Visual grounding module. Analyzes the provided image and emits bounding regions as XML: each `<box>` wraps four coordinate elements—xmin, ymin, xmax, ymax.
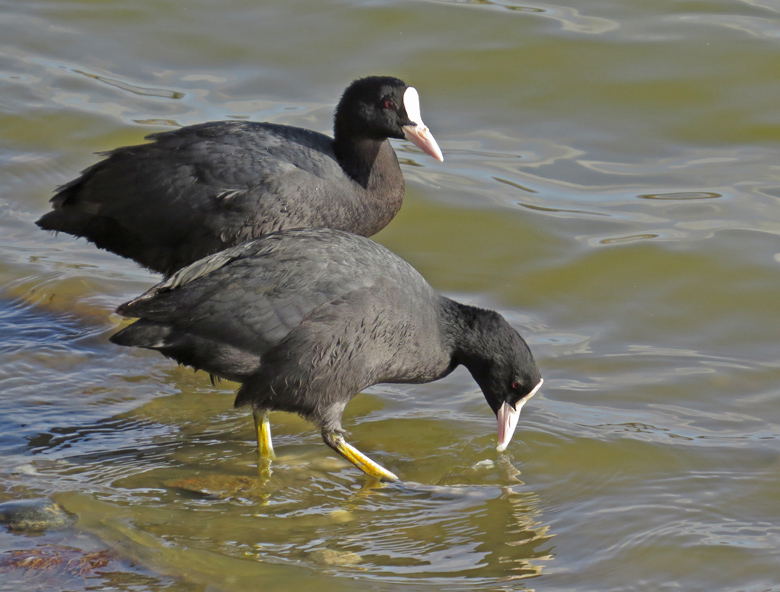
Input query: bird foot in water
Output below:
<box><xmin>322</xmin><ymin>430</ymin><xmax>399</xmax><ymax>482</ymax></box>
<box><xmin>253</xmin><ymin>408</ymin><xmax>276</xmax><ymax>461</ymax></box>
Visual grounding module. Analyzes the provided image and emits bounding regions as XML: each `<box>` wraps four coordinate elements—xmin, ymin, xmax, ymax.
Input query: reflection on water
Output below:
<box><xmin>73</xmin><ymin>69</ymin><xmax>186</xmax><ymax>100</ymax></box>
<box><xmin>429</xmin><ymin>0</ymin><xmax>620</xmax><ymax>34</ymax></box>
<box><xmin>637</xmin><ymin>191</ymin><xmax>722</xmax><ymax>201</ymax></box>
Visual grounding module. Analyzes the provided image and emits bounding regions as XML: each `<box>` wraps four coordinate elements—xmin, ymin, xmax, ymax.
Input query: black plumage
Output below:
<box><xmin>37</xmin><ymin>76</ymin><xmax>442</xmax><ymax>277</ymax></box>
<box><xmin>110</xmin><ymin>229</ymin><xmax>542</xmax><ymax>481</ymax></box>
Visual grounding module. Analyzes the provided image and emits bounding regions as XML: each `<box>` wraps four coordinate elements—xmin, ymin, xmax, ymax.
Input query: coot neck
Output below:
<box><xmin>332</xmin><ymin>133</ymin><xmax>396</xmax><ymax>189</ymax></box>
<box><xmin>439</xmin><ymin>297</ymin><xmax>504</xmax><ymax>373</ymax></box>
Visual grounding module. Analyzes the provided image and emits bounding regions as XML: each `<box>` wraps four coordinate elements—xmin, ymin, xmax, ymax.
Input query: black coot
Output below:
<box><xmin>110</xmin><ymin>229</ymin><xmax>542</xmax><ymax>481</ymax></box>
<box><xmin>37</xmin><ymin>76</ymin><xmax>443</xmax><ymax>277</ymax></box>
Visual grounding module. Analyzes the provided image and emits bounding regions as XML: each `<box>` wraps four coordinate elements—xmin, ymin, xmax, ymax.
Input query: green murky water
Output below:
<box><xmin>2</xmin><ymin>0</ymin><xmax>779</xmax><ymax>590</ymax></box>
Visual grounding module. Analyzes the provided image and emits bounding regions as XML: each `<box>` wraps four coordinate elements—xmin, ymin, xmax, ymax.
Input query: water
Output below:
<box><xmin>2</xmin><ymin>0</ymin><xmax>780</xmax><ymax>589</ymax></box>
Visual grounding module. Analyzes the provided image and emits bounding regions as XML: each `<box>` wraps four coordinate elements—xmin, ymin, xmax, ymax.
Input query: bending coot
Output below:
<box><xmin>110</xmin><ymin>229</ymin><xmax>542</xmax><ymax>482</ymax></box>
<box><xmin>37</xmin><ymin>76</ymin><xmax>443</xmax><ymax>277</ymax></box>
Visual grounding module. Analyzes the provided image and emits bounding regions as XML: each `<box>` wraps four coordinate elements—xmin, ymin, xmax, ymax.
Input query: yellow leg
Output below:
<box><xmin>253</xmin><ymin>408</ymin><xmax>276</xmax><ymax>461</ymax></box>
<box><xmin>322</xmin><ymin>430</ymin><xmax>399</xmax><ymax>482</ymax></box>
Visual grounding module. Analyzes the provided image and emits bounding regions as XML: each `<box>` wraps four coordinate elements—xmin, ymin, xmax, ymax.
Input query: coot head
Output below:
<box><xmin>334</xmin><ymin>76</ymin><xmax>443</xmax><ymax>161</ymax></box>
<box><xmin>458</xmin><ymin>310</ymin><xmax>543</xmax><ymax>452</ymax></box>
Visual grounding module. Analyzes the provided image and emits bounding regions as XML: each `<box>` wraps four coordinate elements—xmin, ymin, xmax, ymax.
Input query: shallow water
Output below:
<box><xmin>2</xmin><ymin>0</ymin><xmax>780</xmax><ymax>589</ymax></box>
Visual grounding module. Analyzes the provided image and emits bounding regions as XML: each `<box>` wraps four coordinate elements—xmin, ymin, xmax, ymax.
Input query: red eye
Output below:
<box><xmin>384</xmin><ymin>99</ymin><xmax>397</xmax><ymax>110</ymax></box>
<box><xmin>511</xmin><ymin>381</ymin><xmax>521</xmax><ymax>390</ymax></box>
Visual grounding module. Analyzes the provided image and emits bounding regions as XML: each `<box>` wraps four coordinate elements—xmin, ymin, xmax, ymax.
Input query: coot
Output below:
<box><xmin>110</xmin><ymin>229</ymin><xmax>542</xmax><ymax>481</ymax></box>
<box><xmin>37</xmin><ymin>76</ymin><xmax>443</xmax><ymax>277</ymax></box>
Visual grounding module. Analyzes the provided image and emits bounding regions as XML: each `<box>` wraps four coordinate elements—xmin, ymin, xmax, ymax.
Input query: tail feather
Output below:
<box><xmin>36</xmin><ymin>208</ymin><xmax>102</xmax><ymax>238</ymax></box>
<box><xmin>110</xmin><ymin>320</ymin><xmax>261</xmax><ymax>382</ymax></box>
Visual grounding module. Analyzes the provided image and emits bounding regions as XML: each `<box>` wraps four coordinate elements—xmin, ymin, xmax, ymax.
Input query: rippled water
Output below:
<box><xmin>2</xmin><ymin>0</ymin><xmax>780</xmax><ymax>590</ymax></box>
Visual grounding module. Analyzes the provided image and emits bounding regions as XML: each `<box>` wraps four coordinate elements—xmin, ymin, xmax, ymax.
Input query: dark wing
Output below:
<box><xmin>113</xmin><ymin>230</ymin><xmax>408</xmax><ymax>360</ymax></box>
<box><xmin>40</xmin><ymin>122</ymin><xmax>350</xmax><ymax>275</ymax></box>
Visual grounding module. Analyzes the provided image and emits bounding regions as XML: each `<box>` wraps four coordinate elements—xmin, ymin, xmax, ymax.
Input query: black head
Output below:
<box><xmin>467</xmin><ymin>315</ymin><xmax>541</xmax><ymax>410</ymax></box>
<box><xmin>459</xmin><ymin>310</ymin><xmax>542</xmax><ymax>451</ymax></box>
<box><xmin>334</xmin><ymin>76</ymin><xmax>412</xmax><ymax>140</ymax></box>
<box><xmin>333</xmin><ymin>76</ymin><xmax>443</xmax><ymax>161</ymax></box>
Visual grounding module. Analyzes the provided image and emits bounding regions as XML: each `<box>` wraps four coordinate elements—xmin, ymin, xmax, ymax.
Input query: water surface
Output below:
<box><xmin>1</xmin><ymin>0</ymin><xmax>779</xmax><ymax>590</ymax></box>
